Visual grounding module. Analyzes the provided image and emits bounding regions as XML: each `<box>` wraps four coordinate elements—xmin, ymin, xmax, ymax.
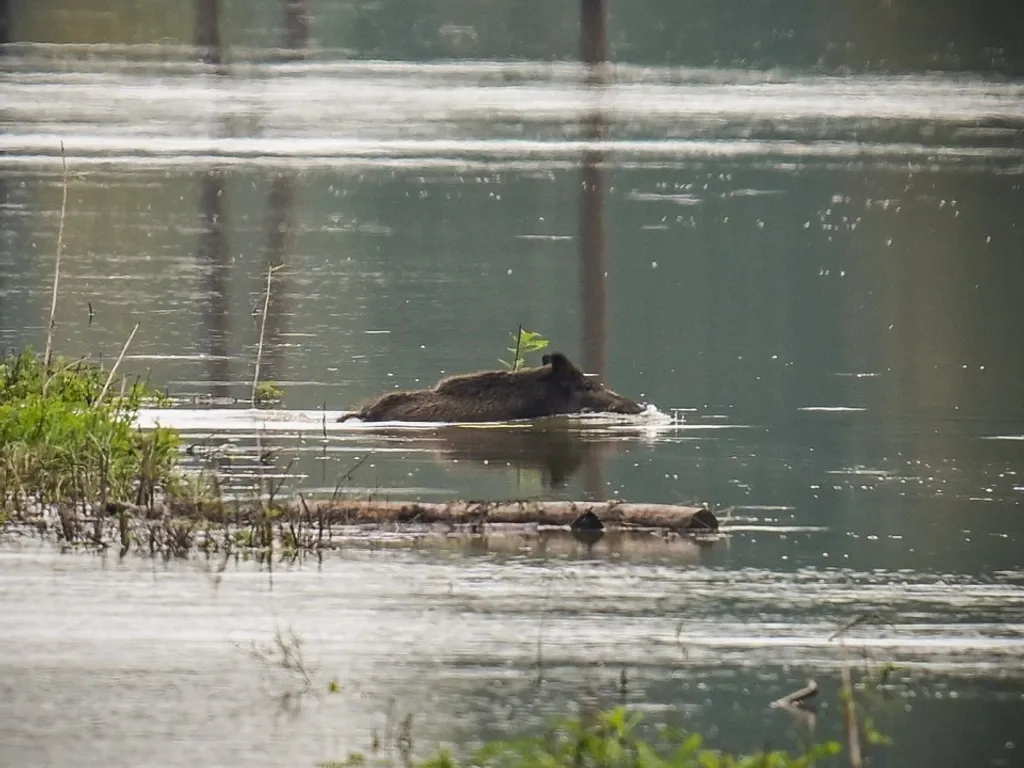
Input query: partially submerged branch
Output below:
<box><xmin>7</xmin><ymin>497</ymin><xmax>719</xmax><ymax>558</ymax></box>
<box><xmin>125</xmin><ymin>498</ymin><xmax>720</xmax><ymax>532</ymax></box>
<box><xmin>772</xmin><ymin>679</ymin><xmax>819</xmax><ymax>709</ymax></box>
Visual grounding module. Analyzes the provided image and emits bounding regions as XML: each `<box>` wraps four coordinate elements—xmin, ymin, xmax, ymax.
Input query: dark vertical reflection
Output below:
<box><xmin>259</xmin><ymin>174</ymin><xmax>295</xmax><ymax>383</ymax></box>
<box><xmin>0</xmin><ymin>0</ymin><xmax>8</xmax><ymax>339</ymax></box>
<box><xmin>194</xmin><ymin>0</ymin><xmax>222</xmax><ymax>65</ymax></box>
<box><xmin>194</xmin><ymin>0</ymin><xmax>229</xmax><ymax>399</ymax></box>
<box><xmin>578</xmin><ymin>0</ymin><xmax>608</xmax><ymax>498</ymax></box>
<box><xmin>257</xmin><ymin>0</ymin><xmax>311</xmax><ymax>385</ymax></box>
<box><xmin>282</xmin><ymin>0</ymin><xmax>312</xmax><ymax>53</ymax></box>
<box><xmin>0</xmin><ymin>177</ymin><xmax>8</xmax><ymax>335</ymax></box>
<box><xmin>578</xmin><ymin>0</ymin><xmax>609</xmax><ymax>376</ymax></box>
<box><xmin>0</xmin><ymin>0</ymin><xmax>10</xmax><ymax>46</ymax></box>
<box><xmin>197</xmin><ymin>171</ymin><xmax>231</xmax><ymax>401</ymax></box>
<box><xmin>578</xmin><ymin>139</ymin><xmax>607</xmax><ymax>378</ymax></box>
<box><xmin>580</xmin><ymin>0</ymin><xmax>607</xmax><ymax>71</ymax></box>
<box><xmin>0</xmin><ymin>2</ymin><xmax>10</xmax><ymax>334</ymax></box>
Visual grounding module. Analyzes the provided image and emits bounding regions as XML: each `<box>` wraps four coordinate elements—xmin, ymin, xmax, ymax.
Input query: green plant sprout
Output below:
<box><xmin>499</xmin><ymin>326</ymin><xmax>550</xmax><ymax>372</ymax></box>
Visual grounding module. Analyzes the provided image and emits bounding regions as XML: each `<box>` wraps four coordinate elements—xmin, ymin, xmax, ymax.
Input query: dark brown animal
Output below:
<box><xmin>340</xmin><ymin>352</ymin><xmax>643</xmax><ymax>423</ymax></box>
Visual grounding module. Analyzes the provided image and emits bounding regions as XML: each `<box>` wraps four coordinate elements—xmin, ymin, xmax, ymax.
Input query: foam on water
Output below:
<box><xmin>135</xmin><ymin>403</ymin><xmax>689</xmax><ymax>434</ymax></box>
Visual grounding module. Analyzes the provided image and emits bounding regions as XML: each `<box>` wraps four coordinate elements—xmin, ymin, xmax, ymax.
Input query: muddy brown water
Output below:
<box><xmin>2</xmin><ymin>3</ymin><xmax>1024</xmax><ymax>766</ymax></box>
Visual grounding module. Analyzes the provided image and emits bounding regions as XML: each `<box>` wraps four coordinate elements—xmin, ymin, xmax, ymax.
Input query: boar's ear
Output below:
<box><xmin>544</xmin><ymin>353</ymin><xmax>576</xmax><ymax>378</ymax></box>
<box><xmin>545</xmin><ymin>353</ymin><xmax>584</xmax><ymax>396</ymax></box>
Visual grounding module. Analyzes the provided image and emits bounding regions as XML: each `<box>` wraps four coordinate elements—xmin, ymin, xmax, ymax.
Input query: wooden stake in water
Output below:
<box><xmin>44</xmin><ymin>141</ymin><xmax>69</xmax><ymax>368</ymax></box>
<box><xmin>252</xmin><ymin>264</ymin><xmax>284</xmax><ymax>405</ymax></box>
<box><xmin>97</xmin><ymin>322</ymin><xmax>140</xmax><ymax>406</ymax></box>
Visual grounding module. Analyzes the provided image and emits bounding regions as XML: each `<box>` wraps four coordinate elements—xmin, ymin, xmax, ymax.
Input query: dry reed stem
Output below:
<box><xmin>252</xmin><ymin>264</ymin><xmax>283</xmax><ymax>404</ymax></box>
<box><xmin>841</xmin><ymin>663</ymin><xmax>864</xmax><ymax>768</ymax></box>
<box><xmin>97</xmin><ymin>322</ymin><xmax>140</xmax><ymax>405</ymax></box>
<box><xmin>832</xmin><ymin>617</ymin><xmax>866</xmax><ymax>768</ymax></box>
<box><xmin>44</xmin><ymin>141</ymin><xmax>69</xmax><ymax>369</ymax></box>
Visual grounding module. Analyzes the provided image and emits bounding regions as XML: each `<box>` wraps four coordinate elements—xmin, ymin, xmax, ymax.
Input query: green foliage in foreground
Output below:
<box><xmin>499</xmin><ymin>327</ymin><xmax>550</xmax><ymax>372</ymax></box>
<box><xmin>326</xmin><ymin>707</ymin><xmax>842</xmax><ymax>768</ymax></box>
<box><xmin>0</xmin><ymin>350</ymin><xmax>180</xmax><ymax>510</ymax></box>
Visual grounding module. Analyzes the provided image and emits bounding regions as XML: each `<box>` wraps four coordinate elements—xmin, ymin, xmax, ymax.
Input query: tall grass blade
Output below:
<box><xmin>252</xmin><ymin>264</ymin><xmax>283</xmax><ymax>405</ymax></box>
<box><xmin>97</xmin><ymin>322</ymin><xmax>140</xmax><ymax>406</ymax></box>
<box><xmin>44</xmin><ymin>141</ymin><xmax>69</xmax><ymax>370</ymax></box>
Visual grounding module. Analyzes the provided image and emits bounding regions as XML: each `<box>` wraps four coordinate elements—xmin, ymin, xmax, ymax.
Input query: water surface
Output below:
<box><xmin>1</xmin><ymin>2</ymin><xmax>1023</xmax><ymax>766</ymax></box>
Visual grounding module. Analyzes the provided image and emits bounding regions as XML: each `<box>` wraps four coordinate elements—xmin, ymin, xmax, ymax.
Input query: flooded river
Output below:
<box><xmin>2</xmin><ymin>1</ymin><xmax>1023</xmax><ymax>766</ymax></box>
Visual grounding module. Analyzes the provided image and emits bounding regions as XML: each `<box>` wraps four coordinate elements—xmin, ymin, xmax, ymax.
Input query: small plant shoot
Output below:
<box><xmin>499</xmin><ymin>326</ymin><xmax>550</xmax><ymax>372</ymax></box>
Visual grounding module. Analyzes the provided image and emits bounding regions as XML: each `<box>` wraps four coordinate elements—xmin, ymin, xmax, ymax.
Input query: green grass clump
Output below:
<box><xmin>254</xmin><ymin>380</ymin><xmax>284</xmax><ymax>406</ymax></box>
<box><xmin>0</xmin><ymin>350</ymin><xmax>180</xmax><ymax>512</ymax></box>
<box><xmin>463</xmin><ymin>707</ymin><xmax>839</xmax><ymax>768</ymax></box>
<box><xmin>329</xmin><ymin>707</ymin><xmax>843</xmax><ymax>768</ymax></box>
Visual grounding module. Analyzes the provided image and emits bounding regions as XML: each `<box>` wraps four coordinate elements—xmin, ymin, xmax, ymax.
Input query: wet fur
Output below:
<box><xmin>341</xmin><ymin>352</ymin><xmax>642</xmax><ymax>423</ymax></box>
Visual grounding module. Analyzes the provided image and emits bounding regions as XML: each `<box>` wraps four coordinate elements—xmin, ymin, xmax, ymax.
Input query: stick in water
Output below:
<box><xmin>97</xmin><ymin>323</ymin><xmax>140</xmax><ymax>405</ymax></box>
<box><xmin>44</xmin><ymin>141</ymin><xmax>70</xmax><ymax>368</ymax></box>
<box><xmin>252</xmin><ymin>264</ymin><xmax>284</xmax><ymax>405</ymax></box>
<box><xmin>771</xmin><ymin>679</ymin><xmax>819</xmax><ymax>708</ymax></box>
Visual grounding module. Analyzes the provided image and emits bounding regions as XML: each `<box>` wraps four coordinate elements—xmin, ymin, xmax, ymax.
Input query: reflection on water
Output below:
<box><xmin>2</xmin><ymin>2</ymin><xmax>1024</xmax><ymax>766</ymax></box>
<box><xmin>397</xmin><ymin>424</ymin><xmax>621</xmax><ymax>489</ymax></box>
<box><xmin>0</xmin><ymin>547</ymin><xmax>1022</xmax><ymax>768</ymax></box>
<box><xmin>136</xmin><ymin>407</ymin><xmax>726</xmax><ymax>499</ymax></box>
<box><xmin>2</xmin><ymin>64</ymin><xmax>1023</xmax><ymax>165</ymax></box>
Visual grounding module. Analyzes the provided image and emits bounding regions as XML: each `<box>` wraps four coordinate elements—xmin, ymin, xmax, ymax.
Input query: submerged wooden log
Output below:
<box><xmin>121</xmin><ymin>498</ymin><xmax>719</xmax><ymax>533</ymax></box>
<box><xmin>309</xmin><ymin>500</ymin><xmax>718</xmax><ymax>532</ymax></box>
<box><xmin>771</xmin><ymin>679</ymin><xmax>820</xmax><ymax>709</ymax></box>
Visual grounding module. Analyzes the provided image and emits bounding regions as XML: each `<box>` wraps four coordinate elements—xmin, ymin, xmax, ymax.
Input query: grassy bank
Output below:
<box><xmin>0</xmin><ymin>348</ymin><xmax>357</xmax><ymax>556</ymax></box>
<box><xmin>0</xmin><ymin>349</ymin><xmax>304</xmax><ymax>555</ymax></box>
<box><xmin>0</xmin><ymin>350</ymin><xmax>180</xmax><ymax>531</ymax></box>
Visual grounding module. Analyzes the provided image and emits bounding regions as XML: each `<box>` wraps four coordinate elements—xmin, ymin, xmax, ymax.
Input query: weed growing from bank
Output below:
<box><xmin>315</xmin><ymin>650</ymin><xmax>898</xmax><ymax>768</ymax></box>
<box><xmin>254</xmin><ymin>380</ymin><xmax>284</xmax><ymax>406</ymax></box>
<box><xmin>321</xmin><ymin>705</ymin><xmax>844</xmax><ymax>768</ymax></box>
<box><xmin>470</xmin><ymin>706</ymin><xmax>841</xmax><ymax>768</ymax></box>
<box><xmin>0</xmin><ymin>350</ymin><xmax>179</xmax><ymax>516</ymax></box>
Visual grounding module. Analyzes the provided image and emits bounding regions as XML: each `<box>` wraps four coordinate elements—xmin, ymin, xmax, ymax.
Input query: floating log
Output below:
<box><xmin>119</xmin><ymin>498</ymin><xmax>719</xmax><ymax>533</ymax></box>
<box><xmin>280</xmin><ymin>499</ymin><xmax>716</xmax><ymax>532</ymax></box>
